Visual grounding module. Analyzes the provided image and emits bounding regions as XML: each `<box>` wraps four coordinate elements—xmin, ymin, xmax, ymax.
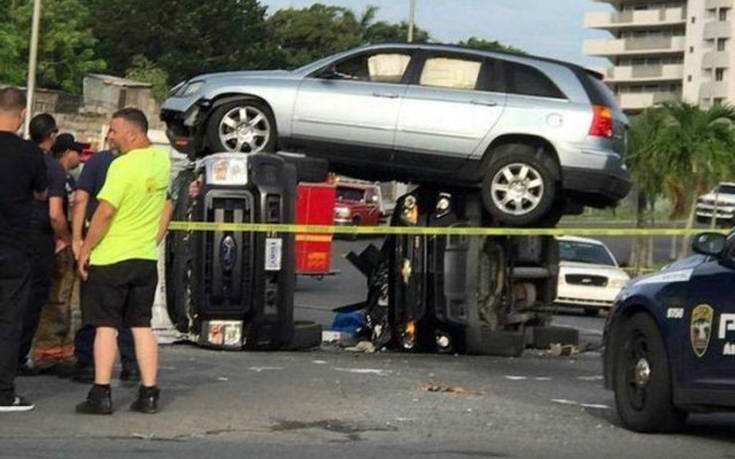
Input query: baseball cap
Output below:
<box><xmin>51</xmin><ymin>133</ymin><xmax>85</xmax><ymax>156</ymax></box>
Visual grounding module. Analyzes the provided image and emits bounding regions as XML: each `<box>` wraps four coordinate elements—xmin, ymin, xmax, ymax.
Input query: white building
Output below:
<box><xmin>584</xmin><ymin>0</ymin><xmax>734</xmax><ymax>113</ymax></box>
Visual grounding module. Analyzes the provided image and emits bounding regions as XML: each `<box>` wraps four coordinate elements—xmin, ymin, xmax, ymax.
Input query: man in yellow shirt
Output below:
<box><xmin>76</xmin><ymin>108</ymin><xmax>171</xmax><ymax>415</ymax></box>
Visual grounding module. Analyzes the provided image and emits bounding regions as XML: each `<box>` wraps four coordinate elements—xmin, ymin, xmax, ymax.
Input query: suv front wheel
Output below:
<box><xmin>481</xmin><ymin>144</ymin><xmax>557</xmax><ymax>227</ymax></box>
<box><xmin>205</xmin><ymin>98</ymin><xmax>277</xmax><ymax>154</ymax></box>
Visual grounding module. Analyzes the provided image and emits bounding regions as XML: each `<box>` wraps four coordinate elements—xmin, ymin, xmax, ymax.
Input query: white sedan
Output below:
<box><xmin>555</xmin><ymin>236</ymin><xmax>630</xmax><ymax>315</ymax></box>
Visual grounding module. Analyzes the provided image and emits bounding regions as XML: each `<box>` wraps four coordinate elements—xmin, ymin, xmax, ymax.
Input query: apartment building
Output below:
<box><xmin>584</xmin><ymin>0</ymin><xmax>735</xmax><ymax>113</ymax></box>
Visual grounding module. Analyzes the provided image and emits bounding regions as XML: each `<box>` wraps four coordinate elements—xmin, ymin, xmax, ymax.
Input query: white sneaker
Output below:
<box><xmin>0</xmin><ymin>396</ymin><xmax>35</xmax><ymax>412</ymax></box>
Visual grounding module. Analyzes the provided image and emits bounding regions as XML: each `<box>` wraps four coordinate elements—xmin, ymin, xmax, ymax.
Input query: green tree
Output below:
<box><xmin>363</xmin><ymin>20</ymin><xmax>430</xmax><ymax>43</ymax></box>
<box><xmin>125</xmin><ymin>55</ymin><xmax>170</xmax><ymax>103</ymax></box>
<box><xmin>266</xmin><ymin>4</ymin><xmax>364</xmax><ymax>68</ymax></box>
<box><xmin>625</xmin><ymin>107</ymin><xmax>668</xmax><ymax>270</ymax></box>
<box><xmin>0</xmin><ymin>0</ymin><xmax>106</xmax><ymax>93</ymax></box>
<box><xmin>655</xmin><ymin>102</ymin><xmax>735</xmax><ymax>256</ymax></box>
<box><xmin>84</xmin><ymin>0</ymin><xmax>269</xmax><ymax>84</ymax></box>
<box><xmin>457</xmin><ymin>37</ymin><xmax>525</xmax><ymax>54</ymax></box>
<box><xmin>358</xmin><ymin>6</ymin><xmax>430</xmax><ymax>44</ymax></box>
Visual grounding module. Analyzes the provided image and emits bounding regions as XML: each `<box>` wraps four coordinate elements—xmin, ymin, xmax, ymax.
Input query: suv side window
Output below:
<box><xmin>505</xmin><ymin>61</ymin><xmax>566</xmax><ymax>99</ymax></box>
<box><xmin>333</xmin><ymin>53</ymin><xmax>412</xmax><ymax>83</ymax></box>
<box><xmin>419</xmin><ymin>57</ymin><xmax>482</xmax><ymax>90</ymax></box>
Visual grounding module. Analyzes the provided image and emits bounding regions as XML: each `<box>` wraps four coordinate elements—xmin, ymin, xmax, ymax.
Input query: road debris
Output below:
<box><xmin>419</xmin><ymin>383</ymin><xmax>483</xmax><ymax>396</ymax></box>
<box><xmin>548</xmin><ymin>343</ymin><xmax>580</xmax><ymax>357</ymax></box>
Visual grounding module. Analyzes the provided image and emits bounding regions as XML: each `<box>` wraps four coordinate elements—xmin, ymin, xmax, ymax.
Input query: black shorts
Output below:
<box><xmin>83</xmin><ymin>259</ymin><xmax>158</xmax><ymax>328</ymax></box>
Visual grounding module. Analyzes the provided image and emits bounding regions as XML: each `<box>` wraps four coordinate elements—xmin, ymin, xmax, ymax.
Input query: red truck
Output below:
<box><xmin>333</xmin><ymin>182</ymin><xmax>384</xmax><ymax>227</ymax></box>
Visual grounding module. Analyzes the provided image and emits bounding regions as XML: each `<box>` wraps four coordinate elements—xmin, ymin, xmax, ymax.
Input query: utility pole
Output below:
<box><xmin>23</xmin><ymin>0</ymin><xmax>42</xmax><ymax>139</ymax></box>
<box><xmin>408</xmin><ymin>0</ymin><xmax>417</xmax><ymax>43</ymax></box>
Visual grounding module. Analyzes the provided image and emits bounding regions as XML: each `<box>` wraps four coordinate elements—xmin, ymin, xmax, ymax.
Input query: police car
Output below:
<box><xmin>603</xmin><ymin>231</ymin><xmax>735</xmax><ymax>432</ymax></box>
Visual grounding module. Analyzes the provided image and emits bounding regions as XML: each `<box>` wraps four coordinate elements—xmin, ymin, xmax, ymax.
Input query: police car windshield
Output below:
<box><xmin>559</xmin><ymin>241</ymin><xmax>616</xmax><ymax>266</ymax></box>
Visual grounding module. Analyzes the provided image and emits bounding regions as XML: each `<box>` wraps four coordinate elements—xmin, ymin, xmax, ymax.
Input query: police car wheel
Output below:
<box><xmin>613</xmin><ymin>313</ymin><xmax>687</xmax><ymax>433</ymax></box>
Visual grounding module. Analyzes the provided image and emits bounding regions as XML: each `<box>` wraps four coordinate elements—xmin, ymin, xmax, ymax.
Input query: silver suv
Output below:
<box><xmin>161</xmin><ymin>43</ymin><xmax>631</xmax><ymax>226</ymax></box>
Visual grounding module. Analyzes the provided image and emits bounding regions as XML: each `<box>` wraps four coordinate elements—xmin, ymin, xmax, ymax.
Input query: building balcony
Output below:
<box><xmin>703</xmin><ymin>51</ymin><xmax>731</xmax><ymax>68</ymax></box>
<box><xmin>584</xmin><ymin>36</ymin><xmax>686</xmax><ymax>58</ymax></box>
<box><xmin>585</xmin><ymin>8</ymin><xmax>686</xmax><ymax>30</ymax></box>
<box><xmin>618</xmin><ymin>91</ymin><xmax>681</xmax><ymax>111</ymax></box>
<box><xmin>605</xmin><ymin>64</ymin><xmax>684</xmax><ymax>82</ymax></box>
<box><xmin>701</xmin><ymin>81</ymin><xmax>730</xmax><ymax>98</ymax></box>
<box><xmin>706</xmin><ymin>0</ymin><xmax>734</xmax><ymax>9</ymax></box>
<box><xmin>704</xmin><ymin>21</ymin><xmax>732</xmax><ymax>40</ymax></box>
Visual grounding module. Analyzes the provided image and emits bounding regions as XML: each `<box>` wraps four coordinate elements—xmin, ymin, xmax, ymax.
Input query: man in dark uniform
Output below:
<box><xmin>31</xmin><ymin>134</ymin><xmax>84</xmax><ymax>371</ymax></box>
<box><xmin>69</xmin><ymin>144</ymin><xmax>139</xmax><ymax>382</ymax></box>
<box><xmin>17</xmin><ymin>114</ymin><xmax>71</xmax><ymax>375</ymax></box>
<box><xmin>0</xmin><ymin>88</ymin><xmax>47</xmax><ymax>411</ymax></box>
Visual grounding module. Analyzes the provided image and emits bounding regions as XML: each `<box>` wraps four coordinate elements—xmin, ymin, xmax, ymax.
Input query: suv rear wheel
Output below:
<box><xmin>205</xmin><ymin>98</ymin><xmax>276</xmax><ymax>153</ymax></box>
<box><xmin>481</xmin><ymin>144</ymin><xmax>557</xmax><ymax>227</ymax></box>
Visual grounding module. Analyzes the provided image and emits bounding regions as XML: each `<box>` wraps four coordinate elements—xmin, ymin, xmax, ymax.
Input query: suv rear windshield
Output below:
<box><xmin>505</xmin><ymin>61</ymin><xmax>566</xmax><ymax>99</ymax></box>
<box><xmin>337</xmin><ymin>187</ymin><xmax>366</xmax><ymax>201</ymax></box>
<box><xmin>578</xmin><ymin>71</ymin><xmax>618</xmax><ymax>108</ymax></box>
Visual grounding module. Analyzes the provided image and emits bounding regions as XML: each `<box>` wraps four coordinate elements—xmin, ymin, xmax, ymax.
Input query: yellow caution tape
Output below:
<box><xmin>168</xmin><ymin>221</ymin><xmax>729</xmax><ymax>237</ymax></box>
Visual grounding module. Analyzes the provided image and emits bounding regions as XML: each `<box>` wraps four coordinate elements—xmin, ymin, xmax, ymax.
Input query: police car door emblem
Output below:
<box><xmin>691</xmin><ymin>304</ymin><xmax>714</xmax><ymax>358</ymax></box>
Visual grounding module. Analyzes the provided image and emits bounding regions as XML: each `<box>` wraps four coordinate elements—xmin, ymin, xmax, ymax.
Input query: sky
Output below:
<box><xmin>260</xmin><ymin>0</ymin><xmax>615</xmax><ymax>69</ymax></box>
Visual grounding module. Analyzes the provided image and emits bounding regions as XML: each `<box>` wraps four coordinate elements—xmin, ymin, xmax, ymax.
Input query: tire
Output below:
<box><xmin>205</xmin><ymin>98</ymin><xmax>277</xmax><ymax>154</ymax></box>
<box><xmin>165</xmin><ymin>169</ymin><xmax>196</xmax><ymax>333</ymax></box>
<box><xmin>278</xmin><ymin>154</ymin><xmax>329</xmax><ymax>183</ymax></box>
<box><xmin>349</xmin><ymin>216</ymin><xmax>361</xmax><ymax>241</ymax></box>
<box><xmin>285</xmin><ymin>321</ymin><xmax>323</xmax><ymax>350</ymax></box>
<box><xmin>613</xmin><ymin>313</ymin><xmax>687</xmax><ymax>433</ymax></box>
<box><xmin>481</xmin><ymin>144</ymin><xmax>557</xmax><ymax>227</ymax></box>
<box><xmin>537</xmin><ymin>199</ymin><xmax>565</xmax><ymax>228</ymax></box>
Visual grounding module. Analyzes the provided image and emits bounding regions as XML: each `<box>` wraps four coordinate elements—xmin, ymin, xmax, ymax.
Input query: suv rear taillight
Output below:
<box><xmin>589</xmin><ymin>105</ymin><xmax>613</xmax><ymax>138</ymax></box>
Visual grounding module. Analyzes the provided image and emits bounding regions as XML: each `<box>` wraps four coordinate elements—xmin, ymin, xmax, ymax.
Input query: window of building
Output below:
<box><xmin>690</xmin><ymin>46</ymin><xmax>694</xmax><ymax>53</ymax></box>
<box><xmin>714</xmin><ymin>97</ymin><xmax>724</xmax><ymax>105</ymax></box>
<box><xmin>719</xmin><ymin>8</ymin><xmax>729</xmax><ymax>21</ymax></box>
<box><xmin>691</xmin><ymin>16</ymin><xmax>696</xmax><ymax>24</ymax></box>
<box><xmin>687</xmin><ymin>75</ymin><xmax>692</xmax><ymax>82</ymax></box>
<box><xmin>718</xmin><ymin>38</ymin><xmax>728</xmax><ymax>51</ymax></box>
<box><xmin>716</xmin><ymin>68</ymin><xmax>727</xmax><ymax>81</ymax></box>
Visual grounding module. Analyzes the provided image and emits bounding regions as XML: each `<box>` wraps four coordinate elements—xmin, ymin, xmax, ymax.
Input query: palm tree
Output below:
<box><xmin>625</xmin><ymin>107</ymin><xmax>668</xmax><ymax>272</ymax></box>
<box><xmin>359</xmin><ymin>5</ymin><xmax>379</xmax><ymax>32</ymax></box>
<box><xmin>655</xmin><ymin>102</ymin><xmax>735</xmax><ymax>257</ymax></box>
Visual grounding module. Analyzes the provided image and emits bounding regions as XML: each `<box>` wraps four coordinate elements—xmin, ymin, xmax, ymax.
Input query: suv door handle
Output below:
<box><xmin>373</xmin><ymin>92</ymin><xmax>400</xmax><ymax>99</ymax></box>
<box><xmin>471</xmin><ymin>100</ymin><xmax>499</xmax><ymax>107</ymax></box>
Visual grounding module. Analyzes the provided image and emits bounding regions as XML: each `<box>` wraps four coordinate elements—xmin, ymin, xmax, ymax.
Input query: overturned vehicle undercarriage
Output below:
<box><xmin>341</xmin><ymin>187</ymin><xmax>578</xmax><ymax>356</ymax></box>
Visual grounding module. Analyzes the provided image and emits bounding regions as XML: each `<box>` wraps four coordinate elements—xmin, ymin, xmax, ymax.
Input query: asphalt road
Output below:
<box><xmin>3</xmin><ymin>236</ymin><xmax>734</xmax><ymax>458</ymax></box>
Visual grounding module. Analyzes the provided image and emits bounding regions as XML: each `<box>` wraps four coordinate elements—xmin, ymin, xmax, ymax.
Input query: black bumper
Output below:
<box><xmin>562</xmin><ymin>167</ymin><xmax>632</xmax><ymax>208</ymax></box>
<box><xmin>160</xmin><ymin>108</ymin><xmax>202</xmax><ymax>157</ymax></box>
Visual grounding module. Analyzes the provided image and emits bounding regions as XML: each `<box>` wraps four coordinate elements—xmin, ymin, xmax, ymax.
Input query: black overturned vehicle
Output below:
<box><xmin>165</xmin><ymin>152</ymin><xmax>324</xmax><ymax>350</ymax></box>
<box><xmin>604</xmin><ymin>230</ymin><xmax>735</xmax><ymax>432</ymax></box>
